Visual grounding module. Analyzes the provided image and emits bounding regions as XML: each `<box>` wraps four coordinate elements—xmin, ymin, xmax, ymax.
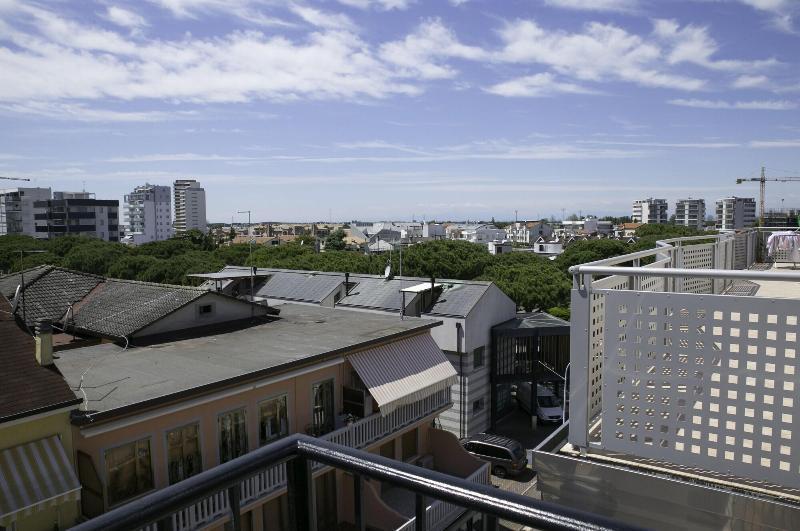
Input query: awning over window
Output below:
<box><xmin>0</xmin><ymin>436</ymin><xmax>81</xmax><ymax>526</ymax></box>
<box><xmin>348</xmin><ymin>333</ymin><xmax>457</xmax><ymax>415</ymax></box>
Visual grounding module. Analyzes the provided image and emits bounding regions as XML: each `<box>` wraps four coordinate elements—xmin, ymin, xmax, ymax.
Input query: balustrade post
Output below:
<box><xmin>415</xmin><ymin>493</ymin><xmax>427</xmax><ymax>531</ymax></box>
<box><xmin>287</xmin><ymin>456</ymin><xmax>315</xmax><ymax>531</ymax></box>
<box><xmin>354</xmin><ymin>474</ymin><xmax>366</xmax><ymax>531</ymax></box>
<box><xmin>226</xmin><ymin>485</ymin><xmax>241</xmax><ymax>531</ymax></box>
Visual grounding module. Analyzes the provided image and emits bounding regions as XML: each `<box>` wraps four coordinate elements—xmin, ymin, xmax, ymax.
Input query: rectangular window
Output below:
<box><xmin>219</xmin><ymin>409</ymin><xmax>248</xmax><ymax>464</ymax></box>
<box><xmin>167</xmin><ymin>423</ymin><xmax>202</xmax><ymax>485</ymax></box>
<box><xmin>401</xmin><ymin>428</ymin><xmax>418</xmax><ymax>461</ymax></box>
<box><xmin>473</xmin><ymin>346</ymin><xmax>485</xmax><ymax>369</ymax></box>
<box><xmin>311</xmin><ymin>379</ymin><xmax>335</xmax><ymax>436</ymax></box>
<box><xmin>198</xmin><ymin>304</ymin><xmax>213</xmax><ymax>315</ymax></box>
<box><xmin>105</xmin><ymin>438</ymin><xmax>153</xmax><ymax>506</ymax></box>
<box><xmin>259</xmin><ymin>395</ymin><xmax>289</xmax><ymax>445</ymax></box>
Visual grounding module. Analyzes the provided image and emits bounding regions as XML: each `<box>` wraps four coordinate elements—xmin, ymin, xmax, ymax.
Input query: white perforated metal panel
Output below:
<box><xmin>602</xmin><ymin>290</ymin><xmax>800</xmax><ymax>488</ymax></box>
<box><xmin>678</xmin><ymin>244</ymin><xmax>715</xmax><ymax>294</ymax></box>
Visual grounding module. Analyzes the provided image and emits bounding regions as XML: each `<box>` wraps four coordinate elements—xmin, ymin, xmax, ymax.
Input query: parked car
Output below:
<box><xmin>516</xmin><ymin>382</ymin><xmax>564</xmax><ymax>423</ymax></box>
<box><xmin>460</xmin><ymin>434</ymin><xmax>527</xmax><ymax>477</ymax></box>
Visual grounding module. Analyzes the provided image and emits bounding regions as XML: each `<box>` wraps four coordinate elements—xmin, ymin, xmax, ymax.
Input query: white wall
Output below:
<box><xmin>134</xmin><ymin>293</ymin><xmax>267</xmax><ymax>338</ymax></box>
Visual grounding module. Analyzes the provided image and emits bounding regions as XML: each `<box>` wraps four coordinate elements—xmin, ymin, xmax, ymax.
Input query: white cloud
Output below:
<box><xmin>497</xmin><ymin>19</ymin><xmax>706</xmax><ymax>91</ymax></box>
<box><xmin>738</xmin><ymin>0</ymin><xmax>797</xmax><ymax>32</ymax></box>
<box><xmin>107</xmin><ymin>153</ymin><xmax>259</xmax><ymax>162</ymax></box>
<box><xmin>654</xmin><ymin>19</ymin><xmax>777</xmax><ymax>72</ymax></box>
<box><xmin>147</xmin><ymin>0</ymin><xmax>295</xmax><ymax>27</ymax></box>
<box><xmin>485</xmin><ymin>72</ymin><xmax>597</xmax><ymax>97</ymax></box>
<box><xmin>336</xmin><ymin>0</ymin><xmax>414</xmax><ymax>10</ymax></box>
<box><xmin>749</xmin><ymin>138</ymin><xmax>800</xmax><ymax>148</ymax></box>
<box><xmin>542</xmin><ymin>0</ymin><xmax>639</xmax><ymax>12</ymax></box>
<box><xmin>732</xmin><ymin>75</ymin><xmax>770</xmax><ymax>89</ymax></box>
<box><xmin>103</xmin><ymin>6</ymin><xmax>148</xmax><ymax>29</ymax></box>
<box><xmin>579</xmin><ymin>140</ymin><xmax>740</xmax><ymax>148</ymax></box>
<box><xmin>0</xmin><ymin>6</ymin><xmax>420</xmax><ymax>105</ymax></box>
<box><xmin>289</xmin><ymin>4</ymin><xmax>356</xmax><ymax>31</ymax></box>
<box><xmin>449</xmin><ymin>0</ymin><xmax>470</xmax><ymax>5</ymax></box>
<box><xmin>668</xmin><ymin>98</ymin><xmax>798</xmax><ymax>110</ymax></box>
<box><xmin>0</xmin><ymin>102</ymin><xmax>196</xmax><ymax>122</ymax></box>
<box><xmin>379</xmin><ymin>19</ymin><xmax>488</xmax><ymax>80</ymax></box>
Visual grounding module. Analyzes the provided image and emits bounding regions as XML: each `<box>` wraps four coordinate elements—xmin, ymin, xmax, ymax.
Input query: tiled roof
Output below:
<box><xmin>2</xmin><ymin>266</ymin><xmax>103</xmax><ymax>327</ymax></box>
<box><xmin>0</xmin><ymin>265</ymin><xmax>52</xmax><ymax>299</ymax></box>
<box><xmin>70</xmin><ymin>279</ymin><xmax>207</xmax><ymax>338</ymax></box>
<box><xmin>0</xmin><ymin>297</ymin><xmax>80</xmax><ymax>422</ymax></box>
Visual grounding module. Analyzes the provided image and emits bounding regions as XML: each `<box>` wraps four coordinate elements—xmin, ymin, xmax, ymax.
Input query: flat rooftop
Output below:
<box><xmin>55</xmin><ymin>304</ymin><xmax>437</xmax><ymax>419</ymax></box>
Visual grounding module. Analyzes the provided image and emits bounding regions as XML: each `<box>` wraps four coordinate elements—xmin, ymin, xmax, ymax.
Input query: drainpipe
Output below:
<box><xmin>457</xmin><ymin>322</ymin><xmax>464</xmax><ymax>439</ymax></box>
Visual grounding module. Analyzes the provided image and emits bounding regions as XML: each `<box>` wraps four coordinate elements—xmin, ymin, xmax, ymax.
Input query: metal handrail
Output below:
<box><xmin>70</xmin><ymin>434</ymin><xmax>643</xmax><ymax>531</ymax></box>
<box><xmin>571</xmin><ymin>265</ymin><xmax>800</xmax><ymax>281</ymax></box>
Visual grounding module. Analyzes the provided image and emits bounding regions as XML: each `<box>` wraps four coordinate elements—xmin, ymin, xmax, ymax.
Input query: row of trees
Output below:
<box><xmin>0</xmin><ymin>224</ymin><xmax>706</xmax><ymax>318</ymax></box>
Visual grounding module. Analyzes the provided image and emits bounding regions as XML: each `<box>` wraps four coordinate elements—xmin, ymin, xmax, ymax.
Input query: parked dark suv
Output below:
<box><xmin>460</xmin><ymin>434</ymin><xmax>527</xmax><ymax>477</ymax></box>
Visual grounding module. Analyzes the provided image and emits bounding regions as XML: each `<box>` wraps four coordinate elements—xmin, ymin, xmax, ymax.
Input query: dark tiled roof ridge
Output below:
<box><xmin>103</xmin><ymin>277</ymin><xmax>207</xmax><ymax>291</ymax></box>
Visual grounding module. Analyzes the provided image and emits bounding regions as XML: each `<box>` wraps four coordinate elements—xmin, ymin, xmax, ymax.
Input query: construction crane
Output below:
<box><xmin>0</xmin><ymin>176</ymin><xmax>31</xmax><ymax>181</ymax></box>
<box><xmin>736</xmin><ymin>166</ymin><xmax>800</xmax><ymax>225</ymax></box>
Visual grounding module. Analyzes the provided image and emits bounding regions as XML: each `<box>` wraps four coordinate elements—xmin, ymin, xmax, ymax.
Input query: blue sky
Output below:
<box><xmin>1</xmin><ymin>0</ymin><xmax>799</xmax><ymax>223</ymax></box>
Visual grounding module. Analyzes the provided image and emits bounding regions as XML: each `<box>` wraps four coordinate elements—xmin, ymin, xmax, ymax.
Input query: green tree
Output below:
<box><xmin>324</xmin><ymin>229</ymin><xmax>347</xmax><ymax>251</ymax></box>
<box><xmin>479</xmin><ymin>253</ymin><xmax>570</xmax><ymax>311</ymax></box>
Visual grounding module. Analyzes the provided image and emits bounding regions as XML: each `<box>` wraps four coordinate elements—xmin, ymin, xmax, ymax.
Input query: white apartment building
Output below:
<box><xmin>716</xmin><ymin>196</ymin><xmax>756</xmax><ymax>230</ymax></box>
<box><xmin>558</xmin><ymin>217</ymin><xmax>613</xmax><ymax>236</ymax></box>
<box><xmin>33</xmin><ymin>191</ymin><xmax>120</xmax><ymax>241</ymax></box>
<box><xmin>674</xmin><ymin>198</ymin><xmax>706</xmax><ymax>230</ymax></box>
<box><xmin>123</xmin><ymin>184</ymin><xmax>173</xmax><ymax>245</ymax></box>
<box><xmin>632</xmin><ymin>198</ymin><xmax>668</xmax><ymax>224</ymax></box>
<box><xmin>447</xmin><ymin>224</ymin><xmax>507</xmax><ymax>244</ymax></box>
<box><xmin>173</xmin><ymin>179</ymin><xmax>207</xmax><ymax>234</ymax></box>
<box><xmin>0</xmin><ymin>187</ymin><xmax>52</xmax><ymax>238</ymax></box>
<box><xmin>506</xmin><ymin>221</ymin><xmax>553</xmax><ymax>244</ymax></box>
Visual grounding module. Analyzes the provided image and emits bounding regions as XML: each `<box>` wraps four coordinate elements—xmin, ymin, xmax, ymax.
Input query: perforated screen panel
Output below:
<box><xmin>602</xmin><ymin>290</ymin><xmax>800</xmax><ymax>488</ymax></box>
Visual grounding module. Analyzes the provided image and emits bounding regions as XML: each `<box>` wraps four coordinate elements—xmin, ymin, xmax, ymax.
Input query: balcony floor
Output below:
<box><xmin>750</xmin><ymin>262</ymin><xmax>800</xmax><ymax>299</ymax></box>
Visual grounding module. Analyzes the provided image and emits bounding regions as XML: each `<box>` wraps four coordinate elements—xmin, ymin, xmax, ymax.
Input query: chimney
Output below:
<box><xmin>35</xmin><ymin>320</ymin><xmax>53</xmax><ymax>366</ymax></box>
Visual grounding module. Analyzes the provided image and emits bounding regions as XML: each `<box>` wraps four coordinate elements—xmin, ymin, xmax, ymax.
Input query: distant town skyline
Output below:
<box><xmin>1</xmin><ymin>0</ymin><xmax>798</xmax><ymax>221</ymax></box>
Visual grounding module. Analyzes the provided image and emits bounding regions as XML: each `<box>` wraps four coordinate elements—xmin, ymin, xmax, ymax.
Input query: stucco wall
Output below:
<box><xmin>134</xmin><ymin>293</ymin><xmax>267</xmax><ymax>338</ymax></box>
<box><xmin>75</xmin><ymin>361</ymin><xmax>345</xmax><ymax>509</ymax></box>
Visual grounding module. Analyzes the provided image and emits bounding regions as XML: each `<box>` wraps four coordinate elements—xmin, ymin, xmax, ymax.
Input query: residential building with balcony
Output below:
<box><xmin>123</xmin><ymin>184</ymin><xmax>173</xmax><ymax>244</ymax></box>
<box><xmin>194</xmin><ymin>267</ymin><xmax>521</xmax><ymax>438</ymax></box>
<box><xmin>675</xmin><ymin>198</ymin><xmax>706</xmax><ymax>230</ymax></box>
<box><xmin>716</xmin><ymin>196</ymin><xmax>756</xmax><ymax>230</ymax></box>
<box><xmin>533</xmin><ymin>230</ymin><xmax>800</xmax><ymax>530</ymax></box>
<box><xmin>0</xmin><ymin>187</ymin><xmax>52</xmax><ymax>237</ymax></box>
<box><xmin>173</xmin><ymin>179</ymin><xmax>207</xmax><ymax>234</ymax></box>
<box><xmin>0</xmin><ymin>297</ymin><xmax>83</xmax><ymax>531</ymax></box>
<box><xmin>763</xmin><ymin>209</ymin><xmax>800</xmax><ymax>228</ymax></box>
<box><xmin>557</xmin><ymin>217</ymin><xmax>613</xmax><ymax>236</ymax></box>
<box><xmin>33</xmin><ymin>192</ymin><xmax>120</xmax><ymax>241</ymax></box>
<box><xmin>632</xmin><ymin>198</ymin><xmax>668</xmax><ymax>224</ymax></box>
<box><xmin>506</xmin><ymin>221</ymin><xmax>553</xmax><ymax>244</ymax></box>
<box><xmin>54</xmin><ymin>304</ymin><xmax>488</xmax><ymax>531</ymax></box>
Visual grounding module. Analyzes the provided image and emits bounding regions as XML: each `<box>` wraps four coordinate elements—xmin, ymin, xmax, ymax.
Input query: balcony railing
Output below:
<box><xmin>71</xmin><ymin>435</ymin><xmax>636</xmax><ymax>531</ymax></box>
<box><xmin>568</xmin><ymin>228</ymin><xmax>800</xmax><ymax>492</ymax></box>
<box><xmin>136</xmin><ymin>389</ymin><xmax>451</xmax><ymax>531</ymax></box>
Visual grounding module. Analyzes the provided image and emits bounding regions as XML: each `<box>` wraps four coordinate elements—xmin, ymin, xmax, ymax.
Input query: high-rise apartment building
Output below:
<box><xmin>0</xmin><ymin>187</ymin><xmax>52</xmax><ymax>237</ymax></box>
<box><xmin>124</xmin><ymin>184</ymin><xmax>173</xmax><ymax>244</ymax></box>
<box><xmin>173</xmin><ymin>179</ymin><xmax>206</xmax><ymax>234</ymax></box>
<box><xmin>33</xmin><ymin>191</ymin><xmax>119</xmax><ymax>241</ymax></box>
<box><xmin>715</xmin><ymin>196</ymin><xmax>756</xmax><ymax>230</ymax></box>
<box><xmin>674</xmin><ymin>198</ymin><xmax>706</xmax><ymax>230</ymax></box>
<box><xmin>632</xmin><ymin>198</ymin><xmax>668</xmax><ymax>224</ymax></box>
